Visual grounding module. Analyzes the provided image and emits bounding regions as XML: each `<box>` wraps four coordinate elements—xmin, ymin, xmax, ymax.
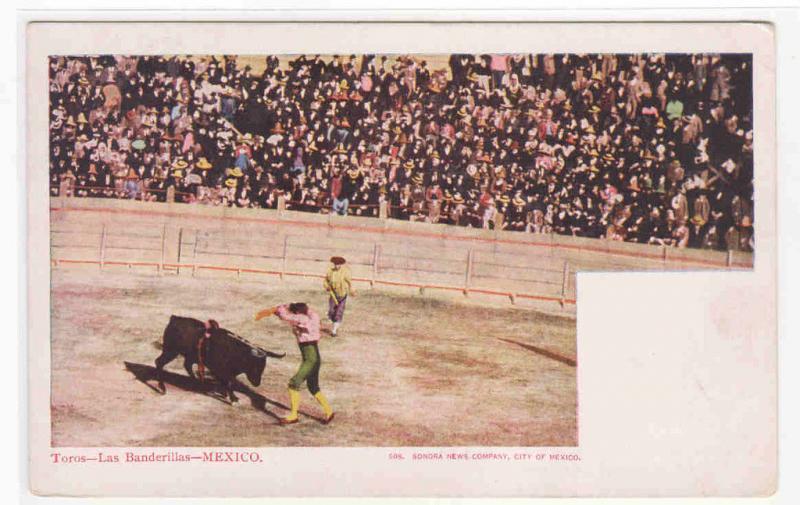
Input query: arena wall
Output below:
<box><xmin>49</xmin><ymin>196</ymin><xmax>753</xmax><ymax>315</ymax></box>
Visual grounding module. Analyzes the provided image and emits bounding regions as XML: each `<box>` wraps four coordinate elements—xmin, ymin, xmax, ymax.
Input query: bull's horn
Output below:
<box><xmin>250</xmin><ymin>348</ymin><xmax>266</xmax><ymax>358</ymax></box>
<box><xmin>265</xmin><ymin>351</ymin><xmax>286</xmax><ymax>359</ymax></box>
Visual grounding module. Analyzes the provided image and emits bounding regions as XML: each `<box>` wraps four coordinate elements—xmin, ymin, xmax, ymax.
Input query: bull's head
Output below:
<box><xmin>245</xmin><ymin>348</ymin><xmax>285</xmax><ymax>386</ymax></box>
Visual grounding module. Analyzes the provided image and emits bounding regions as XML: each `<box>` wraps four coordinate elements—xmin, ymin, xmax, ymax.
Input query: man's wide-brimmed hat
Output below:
<box><xmin>196</xmin><ymin>157</ymin><xmax>212</xmax><ymax>170</ymax></box>
<box><xmin>172</xmin><ymin>159</ymin><xmax>189</xmax><ymax>170</ymax></box>
<box><xmin>691</xmin><ymin>214</ymin><xmax>707</xmax><ymax>226</ymax></box>
<box><xmin>330</xmin><ymin>256</ymin><xmax>347</xmax><ymax>265</ymax></box>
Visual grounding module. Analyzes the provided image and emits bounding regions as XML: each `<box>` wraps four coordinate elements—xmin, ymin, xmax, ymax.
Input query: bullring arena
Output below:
<box><xmin>48</xmin><ymin>196</ymin><xmax>750</xmax><ymax>447</ymax></box>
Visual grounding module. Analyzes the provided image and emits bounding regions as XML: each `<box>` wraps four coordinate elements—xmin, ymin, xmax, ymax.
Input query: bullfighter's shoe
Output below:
<box><xmin>322</xmin><ymin>412</ymin><xmax>335</xmax><ymax>425</ymax></box>
<box><xmin>279</xmin><ymin>417</ymin><xmax>299</xmax><ymax>425</ymax></box>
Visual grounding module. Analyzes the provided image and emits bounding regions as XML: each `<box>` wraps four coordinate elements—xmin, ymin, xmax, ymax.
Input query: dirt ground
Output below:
<box><xmin>50</xmin><ymin>268</ymin><xmax>577</xmax><ymax>447</ymax></box>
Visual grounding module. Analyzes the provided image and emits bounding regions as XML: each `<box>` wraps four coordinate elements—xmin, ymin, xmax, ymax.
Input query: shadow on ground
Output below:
<box><xmin>123</xmin><ymin>361</ymin><xmax>326</xmax><ymax>423</ymax></box>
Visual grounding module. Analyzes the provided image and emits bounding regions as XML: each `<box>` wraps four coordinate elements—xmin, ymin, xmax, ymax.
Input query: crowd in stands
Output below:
<box><xmin>49</xmin><ymin>53</ymin><xmax>754</xmax><ymax>251</ymax></box>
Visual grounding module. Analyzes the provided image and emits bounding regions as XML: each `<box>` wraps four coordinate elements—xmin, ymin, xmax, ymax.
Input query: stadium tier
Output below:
<box><xmin>49</xmin><ymin>53</ymin><xmax>754</xmax><ymax>251</ymax></box>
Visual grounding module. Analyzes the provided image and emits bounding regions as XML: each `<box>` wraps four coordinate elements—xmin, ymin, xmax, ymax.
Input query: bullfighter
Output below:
<box><xmin>323</xmin><ymin>256</ymin><xmax>354</xmax><ymax>336</ymax></box>
<box><xmin>254</xmin><ymin>302</ymin><xmax>334</xmax><ymax>425</ymax></box>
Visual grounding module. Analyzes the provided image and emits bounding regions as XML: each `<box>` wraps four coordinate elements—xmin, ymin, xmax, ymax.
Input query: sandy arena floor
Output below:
<box><xmin>50</xmin><ymin>268</ymin><xmax>577</xmax><ymax>447</ymax></box>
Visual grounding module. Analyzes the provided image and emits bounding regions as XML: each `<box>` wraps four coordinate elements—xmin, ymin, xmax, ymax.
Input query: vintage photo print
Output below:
<box><xmin>26</xmin><ymin>21</ymin><xmax>776</xmax><ymax>497</ymax></box>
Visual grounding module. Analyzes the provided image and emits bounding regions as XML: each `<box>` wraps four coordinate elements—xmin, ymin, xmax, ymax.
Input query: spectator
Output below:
<box><xmin>49</xmin><ymin>52</ymin><xmax>755</xmax><ymax>252</ymax></box>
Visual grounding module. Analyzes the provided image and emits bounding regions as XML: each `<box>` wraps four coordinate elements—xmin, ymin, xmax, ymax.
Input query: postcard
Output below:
<box><xmin>25</xmin><ymin>20</ymin><xmax>776</xmax><ymax>497</ymax></box>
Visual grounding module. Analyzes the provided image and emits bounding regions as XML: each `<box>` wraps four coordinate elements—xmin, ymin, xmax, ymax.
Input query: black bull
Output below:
<box><xmin>155</xmin><ymin>315</ymin><xmax>285</xmax><ymax>403</ymax></box>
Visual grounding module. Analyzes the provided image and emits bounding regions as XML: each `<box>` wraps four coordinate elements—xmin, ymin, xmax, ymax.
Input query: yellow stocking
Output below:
<box><xmin>286</xmin><ymin>388</ymin><xmax>300</xmax><ymax>421</ymax></box>
<box><xmin>314</xmin><ymin>391</ymin><xmax>333</xmax><ymax>418</ymax></box>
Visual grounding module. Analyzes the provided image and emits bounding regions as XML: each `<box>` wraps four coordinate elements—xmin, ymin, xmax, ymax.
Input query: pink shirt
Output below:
<box><xmin>490</xmin><ymin>55</ymin><xmax>509</xmax><ymax>72</ymax></box>
<box><xmin>275</xmin><ymin>305</ymin><xmax>321</xmax><ymax>344</ymax></box>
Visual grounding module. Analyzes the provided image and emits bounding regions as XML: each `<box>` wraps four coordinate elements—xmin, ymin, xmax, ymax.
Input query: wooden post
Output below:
<box><xmin>166</xmin><ymin>186</ymin><xmax>175</xmax><ymax>203</ymax></box>
<box><xmin>726</xmin><ymin>249</ymin><xmax>733</xmax><ymax>267</ymax></box>
<box><xmin>277</xmin><ymin>195</ymin><xmax>286</xmax><ymax>214</ymax></box>
<box><xmin>99</xmin><ymin>224</ymin><xmax>107</xmax><ymax>270</ymax></box>
<box><xmin>59</xmin><ymin>179</ymin><xmax>71</xmax><ymax>198</ymax></box>
<box><xmin>159</xmin><ymin>224</ymin><xmax>166</xmax><ymax>275</ymax></box>
<box><xmin>280</xmin><ymin>235</ymin><xmax>289</xmax><ymax>280</ymax></box>
<box><xmin>176</xmin><ymin>228</ymin><xmax>183</xmax><ymax>275</ymax></box>
<box><xmin>379</xmin><ymin>200</ymin><xmax>389</xmax><ymax>220</ymax></box>
<box><xmin>662</xmin><ymin>244</ymin><xmax>668</xmax><ymax>263</ymax></box>
<box><xmin>192</xmin><ymin>230</ymin><xmax>199</xmax><ymax>277</ymax></box>
<box><xmin>560</xmin><ymin>260</ymin><xmax>569</xmax><ymax>307</ymax></box>
<box><xmin>464</xmin><ymin>249</ymin><xmax>473</xmax><ymax>296</ymax></box>
<box><xmin>371</xmin><ymin>243</ymin><xmax>380</xmax><ymax>287</ymax></box>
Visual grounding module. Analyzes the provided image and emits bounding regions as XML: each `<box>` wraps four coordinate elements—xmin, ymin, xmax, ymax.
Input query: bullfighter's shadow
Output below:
<box><xmin>123</xmin><ymin>361</ymin><xmax>325</xmax><ymax>423</ymax></box>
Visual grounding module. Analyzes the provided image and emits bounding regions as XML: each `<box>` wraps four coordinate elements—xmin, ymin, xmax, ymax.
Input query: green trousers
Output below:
<box><xmin>288</xmin><ymin>342</ymin><xmax>321</xmax><ymax>394</ymax></box>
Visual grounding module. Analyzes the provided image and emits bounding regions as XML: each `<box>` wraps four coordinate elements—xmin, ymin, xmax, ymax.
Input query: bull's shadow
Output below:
<box><xmin>123</xmin><ymin>361</ymin><xmax>321</xmax><ymax>422</ymax></box>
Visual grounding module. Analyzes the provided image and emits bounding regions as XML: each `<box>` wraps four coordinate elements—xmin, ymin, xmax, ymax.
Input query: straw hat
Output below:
<box><xmin>230</xmin><ymin>167</ymin><xmax>244</xmax><ymax>178</ymax></box>
<box><xmin>403</xmin><ymin>160</ymin><xmax>414</xmax><ymax>169</ymax></box>
<box><xmin>172</xmin><ymin>159</ymin><xmax>189</xmax><ymax>170</ymax></box>
<box><xmin>196</xmin><ymin>157</ymin><xmax>212</xmax><ymax>170</ymax></box>
<box><xmin>690</xmin><ymin>214</ymin><xmax>707</xmax><ymax>226</ymax></box>
<box><xmin>225</xmin><ymin>178</ymin><xmax>237</xmax><ymax>188</ymax></box>
<box><xmin>330</xmin><ymin>256</ymin><xmax>346</xmax><ymax>265</ymax></box>
<box><xmin>453</xmin><ymin>193</ymin><xmax>465</xmax><ymax>204</ymax></box>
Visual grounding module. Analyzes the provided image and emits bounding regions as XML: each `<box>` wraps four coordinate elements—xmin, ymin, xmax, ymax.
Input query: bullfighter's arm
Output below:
<box><xmin>253</xmin><ymin>306</ymin><xmax>279</xmax><ymax>321</ymax></box>
<box><xmin>345</xmin><ymin>267</ymin><xmax>355</xmax><ymax>297</ymax></box>
<box><xmin>273</xmin><ymin>305</ymin><xmax>306</xmax><ymax>326</ymax></box>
